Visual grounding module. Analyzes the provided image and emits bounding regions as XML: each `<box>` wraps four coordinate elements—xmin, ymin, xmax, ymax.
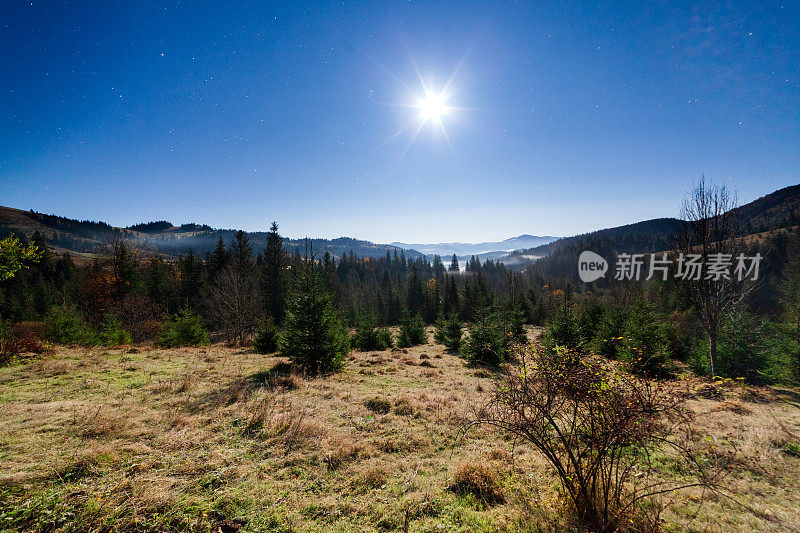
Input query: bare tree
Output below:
<box><xmin>677</xmin><ymin>177</ymin><xmax>743</xmax><ymax>377</ymax></box>
<box><xmin>203</xmin><ymin>263</ymin><xmax>260</xmax><ymax>345</ymax></box>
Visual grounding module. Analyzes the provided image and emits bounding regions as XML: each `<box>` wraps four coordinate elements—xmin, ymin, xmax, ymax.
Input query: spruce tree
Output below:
<box><xmin>433</xmin><ymin>255</ymin><xmax>445</xmax><ymax>278</ymax></box>
<box><xmin>230</xmin><ymin>230</ymin><xmax>254</xmax><ymax>272</ymax></box>
<box><xmin>448</xmin><ymin>254</ymin><xmax>460</xmax><ymax>272</ymax></box>
<box><xmin>434</xmin><ymin>312</ymin><xmax>463</xmax><ymax>350</ymax></box>
<box><xmin>209</xmin><ymin>237</ymin><xmax>230</xmax><ymax>277</ymax></box>
<box><xmin>262</xmin><ymin>222</ymin><xmax>286</xmax><ymax>324</ymax></box>
<box><xmin>280</xmin><ymin>252</ymin><xmax>349</xmax><ymax>373</ymax></box>
<box><xmin>443</xmin><ymin>275</ymin><xmax>460</xmax><ymax>316</ymax></box>
<box><xmin>406</xmin><ymin>265</ymin><xmax>424</xmax><ymax>317</ymax></box>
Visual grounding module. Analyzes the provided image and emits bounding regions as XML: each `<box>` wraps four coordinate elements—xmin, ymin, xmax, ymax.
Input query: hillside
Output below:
<box><xmin>733</xmin><ymin>184</ymin><xmax>800</xmax><ymax>233</ymax></box>
<box><xmin>2</xmin><ymin>183</ymin><xmax>796</xmax><ymax>267</ymax></box>
<box><xmin>0</xmin><ymin>206</ymin><xmax>423</xmax><ymax>260</ymax></box>
<box><xmin>507</xmin><ymin>183</ymin><xmax>800</xmax><ymax>280</ymax></box>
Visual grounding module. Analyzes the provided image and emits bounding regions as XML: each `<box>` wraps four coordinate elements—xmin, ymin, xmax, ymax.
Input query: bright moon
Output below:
<box><xmin>418</xmin><ymin>92</ymin><xmax>448</xmax><ymax>122</ymax></box>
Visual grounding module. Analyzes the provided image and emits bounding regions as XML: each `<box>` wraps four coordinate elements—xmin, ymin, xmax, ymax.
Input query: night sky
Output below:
<box><xmin>1</xmin><ymin>1</ymin><xmax>798</xmax><ymax>243</ymax></box>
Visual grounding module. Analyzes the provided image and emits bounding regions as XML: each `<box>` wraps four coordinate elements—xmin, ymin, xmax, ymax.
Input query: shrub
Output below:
<box><xmin>43</xmin><ymin>305</ymin><xmax>96</xmax><ymax>345</ymax></box>
<box><xmin>448</xmin><ymin>462</ymin><xmax>504</xmax><ymax>504</ymax></box>
<box><xmin>475</xmin><ymin>344</ymin><xmax>711</xmax><ymax>532</ymax></box>
<box><xmin>280</xmin><ymin>256</ymin><xmax>349</xmax><ymax>373</ymax></box>
<box><xmin>434</xmin><ymin>313</ymin><xmax>463</xmax><ymax>350</ymax></box>
<box><xmin>253</xmin><ymin>318</ymin><xmax>280</xmax><ymax>354</ymax></box>
<box><xmin>393</xmin><ymin>397</ymin><xmax>415</xmax><ymax>416</ymax></box>
<box><xmin>364</xmin><ymin>396</ymin><xmax>391</xmax><ymax>414</ymax></box>
<box><xmin>1</xmin><ymin>321</ymin><xmax>48</xmax><ymax>359</ymax></box>
<box><xmin>158</xmin><ymin>308</ymin><xmax>208</xmax><ymax>348</ymax></box>
<box><xmin>462</xmin><ymin>314</ymin><xmax>510</xmax><ymax>366</ymax></box>
<box><xmin>397</xmin><ymin>312</ymin><xmax>427</xmax><ymax>348</ymax></box>
<box><xmin>111</xmin><ymin>293</ymin><xmax>164</xmax><ymax>343</ymax></box>
<box><xmin>352</xmin><ymin>316</ymin><xmax>394</xmax><ymax>351</ymax></box>
<box><xmin>99</xmin><ymin>315</ymin><xmax>133</xmax><ymax>346</ymax></box>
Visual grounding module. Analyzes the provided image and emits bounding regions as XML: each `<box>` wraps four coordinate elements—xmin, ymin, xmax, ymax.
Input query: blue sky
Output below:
<box><xmin>1</xmin><ymin>1</ymin><xmax>798</xmax><ymax>243</ymax></box>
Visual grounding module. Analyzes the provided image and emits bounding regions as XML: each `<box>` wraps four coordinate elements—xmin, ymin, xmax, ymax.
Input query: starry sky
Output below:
<box><xmin>1</xmin><ymin>1</ymin><xmax>798</xmax><ymax>243</ymax></box>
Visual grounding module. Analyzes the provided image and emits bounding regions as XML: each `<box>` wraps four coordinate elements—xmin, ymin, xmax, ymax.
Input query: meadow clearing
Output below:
<box><xmin>1</xmin><ymin>328</ymin><xmax>799</xmax><ymax>532</ymax></box>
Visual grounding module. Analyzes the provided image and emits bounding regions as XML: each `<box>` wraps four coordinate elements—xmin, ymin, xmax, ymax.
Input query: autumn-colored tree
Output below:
<box><xmin>0</xmin><ymin>234</ymin><xmax>41</xmax><ymax>282</ymax></box>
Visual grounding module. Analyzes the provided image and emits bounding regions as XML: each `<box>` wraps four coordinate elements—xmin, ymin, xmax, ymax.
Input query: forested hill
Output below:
<box><xmin>0</xmin><ymin>206</ymin><xmax>423</xmax><ymax>260</ymax></box>
<box><xmin>506</xmin><ymin>183</ymin><xmax>800</xmax><ymax>281</ymax></box>
<box><xmin>732</xmin><ymin>184</ymin><xmax>800</xmax><ymax>234</ymax></box>
<box><xmin>505</xmin><ymin>218</ymin><xmax>684</xmax><ymax>279</ymax></box>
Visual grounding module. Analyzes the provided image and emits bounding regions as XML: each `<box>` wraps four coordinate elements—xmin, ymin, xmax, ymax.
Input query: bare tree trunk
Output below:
<box><xmin>709</xmin><ymin>330</ymin><xmax>717</xmax><ymax>378</ymax></box>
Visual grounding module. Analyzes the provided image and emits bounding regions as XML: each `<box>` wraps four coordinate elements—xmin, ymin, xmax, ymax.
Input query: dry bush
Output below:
<box><xmin>375</xmin><ymin>432</ymin><xmax>427</xmax><ymax>453</ymax></box>
<box><xmin>272</xmin><ymin>372</ymin><xmax>303</xmax><ymax>391</ymax></box>
<box><xmin>30</xmin><ymin>357</ymin><xmax>71</xmax><ymax>377</ymax></box>
<box><xmin>1</xmin><ymin>321</ymin><xmax>48</xmax><ymax>358</ymax></box>
<box><xmin>740</xmin><ymin>388</ymin><xmax>770</xmax><ymax>404</ymax></box>
<box><xmin>364</xmin><ymin>397</ymin><xmax>391</xmax><ymax>414</ymax></box>
<box><xmin>393</xmin><ymin>396</ymin><xmax>416</xmax><ymax>416</ymax></box>
<box><xmin>218</xmin><ymin>378</ymin><xmax>251</xmax><ymax>405</ymax></box>
<box><xmin>448</xmin><ymin>461</ymin><xmax>504</xmax><ymax>504</ymax></box>
<box><xmin>694</xmin><ymin>382</ymin><xmax>725</xmax><ymax>400</ymax></box>
<box><xmin>55</xmin><ymin>456</ymin><xmax>97</xmax><ymax>483</ymax></box>
<box><xmin>73</xmin><ymin>406</ymin><xmax>128</xmax><ymax>440</ymax></box>
<box><xmin>351</xmin><ymin>465</ymin><xmax>388</xmax><ymax>491</ymax></box>
<box><xmin>112</xmin><ymin>293</ymin><xmax>165</xmax><ymax>342</ymax></box>
<box><xmin>323</xmin><ymin>436</ymin><xmax>363</xmax><ymax>470</ymax></box>
<box><xmin>470</xmin><ymin>344</ymin><xmax>719</xmax><ymax>532</ymax></box>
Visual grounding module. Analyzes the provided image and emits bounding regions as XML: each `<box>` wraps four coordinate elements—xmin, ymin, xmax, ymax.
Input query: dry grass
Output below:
<box><xmin>0</xmin><ymin>329</ymin><xmax>798</xmax><ymax>531</ymax></box>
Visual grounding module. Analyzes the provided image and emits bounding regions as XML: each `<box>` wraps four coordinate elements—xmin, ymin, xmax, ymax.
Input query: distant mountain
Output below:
<box><xmin>391</xmin><ymin>234</ymin><xmax>558</xmax><ymax>259</ymax></box>
<box><xmin>0</xmin><ymin>206</ymin><xmax>422</xmax><ymax>260</ymax></box>
<box><xmin>3</xmin><ymin>183</ymin><xmax>795</xmax><ymax>269</ymax></box>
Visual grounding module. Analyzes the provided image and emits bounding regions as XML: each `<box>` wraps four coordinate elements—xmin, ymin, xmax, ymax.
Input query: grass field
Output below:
<box><xmin>1</xmin><ymin>328</ymin><xmax>799</xmax><ymax>532</ymax></box>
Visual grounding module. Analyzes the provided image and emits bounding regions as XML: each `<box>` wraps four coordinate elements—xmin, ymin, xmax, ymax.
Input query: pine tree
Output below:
<box><xmin>178</xmin><ymin>251</ymin><xmax>203</xmax><ymax>310</ymax></box>
<box><xmin>280</xmin><ymin>252</ymin><xmax>349</xmax><ymax>373</ymax></box>
<box><xmin>262</xmin><ymin>222</ymin><xmax>286</xmax><ymax>324</ymax></box>
<box><xmin>433</xmin><ymin>255</ymin><xmax>445</xmax><ymax>278</ymax></box>
<box><xmin>397</xmin><ymin>311</ymin><xmax>427</xmax><ymax>347</ymax></box>
<box><xmin>209</xmin><ymin>237</ymin><xmax>230</xmax><ymax>277</ymax></box>
<box><xmin>448</xmin><ymin>254</ymin><xmax>460</xmax><ymax>272</ymax></box>
<box><xmin>423</xmin><ymin>277</ymin><xmax>440</xmax><ymax>323</ymax></box>
<box><xmin>443</xmin><ymin>275</ymin><xmax>460</xmax><ymax>316</ymax></box>
<box><xmin>406</xmin><ymin>265</ymin><xmax>424</xmax><ymax>317</ymax></box>
<box><xmin>434</xmin><ymin>312</ymin><xmax>463</xmax><ymax>350</ymax></box>
<box><xmin>230</xmin><ymin>230</ymin><xmax>254</xmax><ymax>272</ymax></box>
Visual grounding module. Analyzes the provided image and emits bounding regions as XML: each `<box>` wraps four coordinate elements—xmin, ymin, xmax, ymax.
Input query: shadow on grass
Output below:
<box><xmin>247</xmin><ymin>362</ymin><xmax>299</xmax><ymax>389</ymax></box>
<box><xmin>773</xmin><ymin>387</ymin><xmax>800</xmax><ymax>406</ymax></box>
<box><xmin>187</xmin><ymin>361</ymin><xmax>303</xmax><ymax>411</ymax></box>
